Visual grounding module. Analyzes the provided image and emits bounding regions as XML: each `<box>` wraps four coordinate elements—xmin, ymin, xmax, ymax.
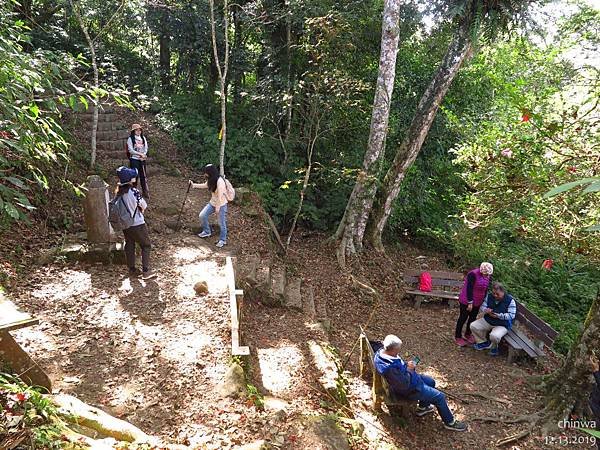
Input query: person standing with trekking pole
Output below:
<box><xmin>127</xmin><ymin>123</ymin><xmax>149</xmax><ymax>199</ymax></box>
<box><xmin>189</xmin><ymin>164</ymin><xmax>235</xmax><ymax>248</ymax></box>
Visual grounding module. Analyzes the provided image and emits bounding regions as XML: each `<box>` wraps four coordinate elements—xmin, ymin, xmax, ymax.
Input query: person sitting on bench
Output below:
<box><xmin>373</xmin><ymin>334</ymin><xmax>467</xmax><ymax>432</ymax></box>
<box><xmin>470</xmin><ymin>282</ymin><xmax>516</xmax><ymax>356</ymax></box>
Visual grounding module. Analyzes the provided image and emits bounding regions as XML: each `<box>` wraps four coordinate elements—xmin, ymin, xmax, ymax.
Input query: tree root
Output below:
<box><xmin>495</xmin><ymin>426</ymin><xmax>534</xmax><ymax>447</ymax></box>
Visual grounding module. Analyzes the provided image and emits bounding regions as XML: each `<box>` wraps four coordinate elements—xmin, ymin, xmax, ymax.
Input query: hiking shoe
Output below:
<box><xmin>128</xmin><ymin>268</ymin><xmax>142</xmax><ymax>277</ymax></box>
<box><xmin>444</xmin><ymin>420</ymin><xmax>468</xmax><ymax>432</ymax></box>
<box><xmin>464</xmin><ymin>334</ymin><xmax>476</xmax><ymax>345</ymax></box>
<box><xmin>455</xmin><ymin>337</ymin><xmax>468</xmax><ymax>347</ymax></box>
<box><xmin>216</xmin><ymin>240</ymin><xmax>226</xmax><ymax>248</ymax></box>
<box><xmin>198</xmin><ymin>231</ymin><xmax>211</xmax><ymax>238</ymax></box>
<box><xmin>489</xmin><ymin>347</ymin><xmax>500</xmax><ymax>357</ymax></box>
<box><xmin>415</xmin><ymin>405</ymin><xmax>435</xmax><ymax>417</ymax></box>
<box><xmin>473</xmin><ymin>341</ymin><xmax>492</xmax><ymax>350</ymax></box>
<box><xmin>142</xmin><ymin>270</ymin><xmax>157</xmax><ymax>280</ymax></box>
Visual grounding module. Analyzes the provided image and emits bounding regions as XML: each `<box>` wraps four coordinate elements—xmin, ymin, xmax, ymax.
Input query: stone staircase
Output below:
<box><xmin>77</xmin><ymin>105</ymin><xmax>162</xmax><ymax>176</ymax></box>
<box><xmin>236</xmin><ymin>255</ymin><xmax>330</xmax><ymax>331</ymax></box>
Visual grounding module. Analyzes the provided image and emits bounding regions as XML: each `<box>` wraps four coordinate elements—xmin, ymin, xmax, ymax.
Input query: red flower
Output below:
<box><xmin>15</xmin><ymin>392</ymin><xmax>26</xmax><ymax>402</ymax></box>
<box><xmin>521</xmin><ymin>114</ymin><xmax>530</xmax><ymax>122</ymax></box>
<box><xmin>542</xmin><ymin>259</ymin><xmax>553</xmax><ymax>270</ymax></box>
<box><xmin>567</xmin><ymin>166</ymin><xmax>577</xmax><ymax>173</ymax></box>
<box><xmin>0</xmin><ymin>131</ymin><xmax>11</xmax><ymax>139</ymax></box>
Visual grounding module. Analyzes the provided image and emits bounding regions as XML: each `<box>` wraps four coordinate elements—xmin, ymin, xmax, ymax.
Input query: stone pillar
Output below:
<box><xmin>83</xmin><ymin>175</ymin><xmax>117</xmax><ymax>243</ymax></box>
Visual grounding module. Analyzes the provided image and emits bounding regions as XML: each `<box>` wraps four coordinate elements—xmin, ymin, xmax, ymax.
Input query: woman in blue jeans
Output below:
<box><xmin>189</xmin><ymin>164</ymin><xmax>228</xmax><ymax>248</ymax></box>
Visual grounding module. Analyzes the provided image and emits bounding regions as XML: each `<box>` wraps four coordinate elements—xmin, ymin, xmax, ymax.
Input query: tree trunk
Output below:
<box><xmin>159</xmin><ymin>14</ymin><xmax>171</xmax><ymax>91</ymax></box>
<box><xmin>334</xmin><ymin>0</ymin><xmax>401</xmax><ymax>267</ymax></box>
<box><xmin>209</xmin><ymin>0</ymin><xmax>230</xmax><ymax>177</ymax></box>
<box><xmin>539</xmin><ymin>293</ymin><xmax>600</xmax><ymax>434</ymax></box>
<box><xmin>232</xmin><ymin>5</ymin><xmax>243</xmax><ymax>105</ymax></box>
<box><xmin>71</xmin><ymin>0</ymin><xmax>99</xmax><ymax>170</ymax></box>
<box><xmin>364</xmin><ymin>15</ymin><xmax>473</xmax><ymax>251</ymax></box>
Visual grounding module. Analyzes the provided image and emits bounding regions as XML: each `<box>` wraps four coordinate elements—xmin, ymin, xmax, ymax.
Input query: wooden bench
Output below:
<box><xmin>504</xmin><ymin>301</ymin><xmax>558</xmax><ymax>363</ymax></box>
<box><xmin>0</xmin><ymin>293</ymin><xmax>52</xmax><ymax>390</ymax></box>
<box><xmin>358</xmin><ymin>327</ymin><xmax>415</xmax><ymax>417</ymax></box>
<box><xmin>403</xmin><ymin>270</ymin><xmax>464</xmax><ymax>309</ymax></box>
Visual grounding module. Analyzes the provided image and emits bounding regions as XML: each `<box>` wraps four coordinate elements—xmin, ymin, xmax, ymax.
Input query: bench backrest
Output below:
<box><xmin>514</xmin><ymin>301</ymin><xmax>558</xmax><ymax>347</ymax></box>
<box><xmin>360</xmin><ymin>330</ymin><xmax>393</xmax><ymax>401</ymax></box>
<box><xmin>0</xmin><ymin>293</ymin><xmax>38</xmax><ymax>332</ymax></box>
<box><xmin>403</xmin><ymin>269</ymin><xmax>464</xmax><ymax>293</ymax></box>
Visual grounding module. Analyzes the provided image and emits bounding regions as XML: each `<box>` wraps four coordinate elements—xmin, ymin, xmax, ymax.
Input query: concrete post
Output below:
<box><xmin>83</xmin><ymin>175</ymin><xmax>117</xmax><ymax>243</ymax></box>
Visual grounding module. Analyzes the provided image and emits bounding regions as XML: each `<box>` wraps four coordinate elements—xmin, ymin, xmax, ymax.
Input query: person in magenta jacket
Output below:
<box><xmin>454</xmin><ymin>262</ymin><xmax>493</xmax><ymax>347</ymax></box>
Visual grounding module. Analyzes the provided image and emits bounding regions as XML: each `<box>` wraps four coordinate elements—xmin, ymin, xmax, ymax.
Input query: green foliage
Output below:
<box><xmin>0</xmin><ymin>5</ymin><xmax>91</xmax><ymax>226</ymax></box>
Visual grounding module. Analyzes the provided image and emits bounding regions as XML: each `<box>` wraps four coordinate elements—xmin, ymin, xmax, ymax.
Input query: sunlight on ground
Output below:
<box><xmin>161</xmin><ymin>323</ymin><xmax>212</xmax><ymax>363</ymax></box>
<box><xmin>30</xmin><ymin>269</ymin><xmax>92</xmax><ymax>301</ymax></box>
<box><xmin>257</xmin><ymin>344</ymin><xmax>304</xmax><ymax>394</ymax></box>
<box><xmin>175</xmin><ymin>260</ymin><xmax>227</xmax><ymax>298</ymax></box>
<box><xmin>172</xmin><ymin>246</ymin><xmax>213</xmax><ymax>262</ymax></box>
<box><xmin>13</xmin><ymin>328</ymin><xmax>58</xmax><ymax>353</ymax></box>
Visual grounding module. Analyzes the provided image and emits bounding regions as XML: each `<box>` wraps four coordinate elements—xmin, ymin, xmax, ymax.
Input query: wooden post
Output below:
<box><xmin>0</xmin><ymin>332</ymin><xmax>51</xmax><ymax>391</ymax></box>
<box><xmin>83</xmin><ymin>175</ymin><xmax>118</xmax><ymax>243</ymax></box>
<box><xmin>225</xmin><ymin>257</ymin><xmax>250</xmax><ymax>356</ymax></box>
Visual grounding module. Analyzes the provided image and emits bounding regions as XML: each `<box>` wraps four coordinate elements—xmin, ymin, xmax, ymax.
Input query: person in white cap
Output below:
<box><xmin>127</xmin><ymin>123</ymin><xmax>149</xmax><ymax>199</ymax></box>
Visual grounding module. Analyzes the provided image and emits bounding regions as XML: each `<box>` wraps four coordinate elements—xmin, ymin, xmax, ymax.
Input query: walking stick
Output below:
<box><xmin>175</xmin><ymin>181</ymin><xmax>192</xmax><ymax>230</ymax></box>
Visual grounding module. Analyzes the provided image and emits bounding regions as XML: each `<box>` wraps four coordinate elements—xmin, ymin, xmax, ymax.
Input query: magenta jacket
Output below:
<box><xmin>458</xmin><ymin>268</ymin><xmax>490</xmax><ymax>307</ymax></box>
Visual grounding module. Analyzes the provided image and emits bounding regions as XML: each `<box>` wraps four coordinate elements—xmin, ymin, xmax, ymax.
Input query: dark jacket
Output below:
<box><xmin>482</xmin><ymin>292</ymin><xmax>516</xmax><ymax>329</ymax></box>
<box><xmin>374</xmin><ymin>349</ymin><xmax>423</xmax><ymax>398</ymax></box>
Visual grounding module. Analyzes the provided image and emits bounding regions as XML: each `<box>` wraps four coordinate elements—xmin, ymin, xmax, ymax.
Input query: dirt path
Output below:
<box><xmin>3</xmin><ymin>109</ymin><xmax>593</xmax><ymax>450</ymax></box>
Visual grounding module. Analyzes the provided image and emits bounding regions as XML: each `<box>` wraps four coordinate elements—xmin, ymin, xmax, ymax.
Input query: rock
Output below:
<box><xmin>59</xmin><ymin>241</ymin><xmax>126</xmax><ymax>265</ymax></box>
<box><xmin>217</xmin><ymin>363</ymin><xmax>246</xmax><ymax>399</ymax></box>
<box><xmin>194</xmin><ymin>281</ymin><xmax>209</xmax><ymax>296</ymax></box>
<box><xmin>151</xmin><ymin>222</ymin><xmax>166</xmax><ymax>234</ymax></box>
<box><xmin>263</xmin><ymin>396</ymin><xmax>289</xmax><ymax>421</ymax></box>
<box><xmin>308</xmin><ymin>341</ymin><xmax>347</xmax><ymax>404</ymax></box>
<box><xmin>296</xmin><ymin>416</ymin><xmax>350</xmax><ymax>450</ymax></box>
<box><xmin>37</xmin><ymin>248</ymin><xmax>58</xmax><ymax>265</ymax></box>
<box><xmin>234</xmin><ymin>440</ymin><xmax>267</xmax><ymax>450</ymax></box>
<box><xmin>270</xmin><ymin>268</ymin><xmax>286</xmax><ymax>303</ymax></box>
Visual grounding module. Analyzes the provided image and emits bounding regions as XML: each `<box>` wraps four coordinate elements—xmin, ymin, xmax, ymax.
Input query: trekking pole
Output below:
<box><xmin>175</xmin><ymin>181</ymin><xmax>192</xmax><ymax>230</ymax></box>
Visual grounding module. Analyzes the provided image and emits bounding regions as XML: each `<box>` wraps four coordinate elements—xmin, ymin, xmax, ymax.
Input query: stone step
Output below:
<box><xmin>96</xmin><ymin>140</ymin><xmax>125</xmax><ymax>151</ymax></box>
<box><xmin>269</xmin><ymin>267</ymin><xmax>286</xmax><ymax>305</ymax></box>
<box><xmin>283</xmin><ymin>278</ymin><xmax>302</xmax><ymax>311</ymax></box>
<box><xmin>301</xmin><ymin>284</ymin><xmax>316</xmax><ymax>318</ymax></box>
<box><xmin>78</xmin><ymin>112</ymin><xmax>118</xmax><ymax>123</ymax></box>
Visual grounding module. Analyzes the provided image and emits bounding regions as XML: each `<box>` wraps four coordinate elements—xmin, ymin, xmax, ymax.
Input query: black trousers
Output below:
<box><xmin>123</xmin><ymin>223</ymin><xmax>151</xmax><ymax>271</ymax></box>
<box><xmin>455</xmin><ymin>303</ymin><xmax>480</xmax><ymax>338</ymax></box>
<box><xmin>129</xmin><ymin>158</ymin><xmax>149</xmax><ymax>198</ymax></box>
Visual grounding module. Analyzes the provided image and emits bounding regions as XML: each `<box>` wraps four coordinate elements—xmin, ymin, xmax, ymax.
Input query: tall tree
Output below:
<box><xmin>334</xmin><ymin>0</ymin><xmax>402</xmax><ymax>266</ymax></box>
<box><xmin>362</xmin><ymin>0</ymin><xmax>539</xmax><ymax>251</ymax></box>
<box><xmin>209</xmin><ymin>0</ymin><xmax>230</xmax><ymax>176</ymax></box>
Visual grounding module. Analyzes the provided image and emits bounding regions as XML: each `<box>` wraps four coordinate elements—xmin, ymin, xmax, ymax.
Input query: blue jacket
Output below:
<box><xmin>374</xmin><ymin>349</ymin><xmax>423</xmax><ymax>397</ymax></box>
<box><xmin>482</xmin><ymin>292</ymin><xmax>516</xmax><ymax>329</ymax></box>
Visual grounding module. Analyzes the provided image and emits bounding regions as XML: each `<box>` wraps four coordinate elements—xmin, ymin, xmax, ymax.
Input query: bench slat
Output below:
<box><xmin>406</xmin><ymin>290</ymin><xmax>459</xmax><ymax>300</ymax></box>
<box><xmin>403</xmin><ymin>276</ymin><xmax>463</xmax><ymax>288</ymax></box>
<box><xmin>404</xmin><ymin>270</ymin><xmax>464</xmax><ymax>281</ymax></box>
<box><xmin>517</xmin><ymin>303</ymin><xmax>558</xmax><ymax>341</ymax></box>
<box><xmin>515</xmin><ymin>313</ymin><xmax>556</xmax><ymax>348</ymax></box>
<box><xmin>506</xmin><ymin>328</ymin><xmax>544</xmax><ymax>358</ymax></box>
<box><xmin>0</xmin><ymin>296</ymin><xmax>38</xmax><ymax>332</ymax></box>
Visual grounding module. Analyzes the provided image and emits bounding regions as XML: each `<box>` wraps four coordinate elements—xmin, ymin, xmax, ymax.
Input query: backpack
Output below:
<box><xmin>419</xmin><ymin>272</ymin><xmax>432</xmax><ymax>292</ymax></box>
<box><xmin>125</xmin><ymin>136</ymin><xmax>147</xmax><ymax>159</ymax></box>
<box><xmin>222</xmin><ymin>176</ymin><xmax>235</xmax><ymax>201</ymax></box>
<box><xmin>108</xmin><ymin>195</ymin><xmax>138</xmax><ymax>231</ymax></box>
